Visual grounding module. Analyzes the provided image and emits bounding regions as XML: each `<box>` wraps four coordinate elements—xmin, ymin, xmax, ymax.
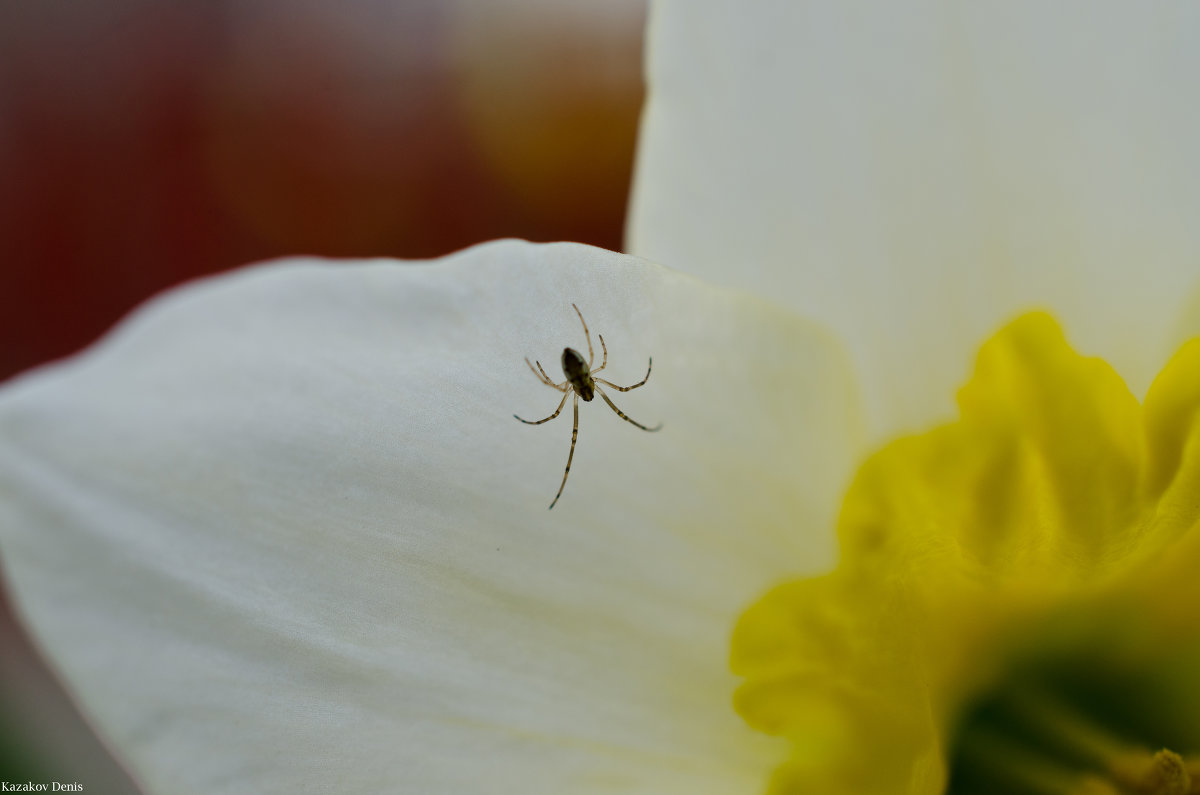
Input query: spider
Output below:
<box><xmin>515</xmin><ymin>304</ymin><xmax>662</xmax><ymax>509</ymax></box>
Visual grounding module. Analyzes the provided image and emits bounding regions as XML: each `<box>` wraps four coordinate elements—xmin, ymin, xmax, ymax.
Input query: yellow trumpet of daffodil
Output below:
<box><xmin>734</xmin><ymin>313</ymin><xmax>1200</xmax><ymax>794</ymax></box>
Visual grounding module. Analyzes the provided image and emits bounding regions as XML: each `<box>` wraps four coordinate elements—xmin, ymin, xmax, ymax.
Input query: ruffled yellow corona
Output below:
<box><xmin>733</xmin><ymin>313</ymin><xmax>1200</xmax><ymax>794</ymax></box>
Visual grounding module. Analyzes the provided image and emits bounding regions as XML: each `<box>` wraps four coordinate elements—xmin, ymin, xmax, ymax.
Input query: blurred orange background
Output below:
<box><xmin>0</xmin><ymin>1</ymin><xmax>645</xmax><ymax>789</ymax></box>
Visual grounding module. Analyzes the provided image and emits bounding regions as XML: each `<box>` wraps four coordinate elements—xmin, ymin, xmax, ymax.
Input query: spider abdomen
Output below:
<box><xmin>561</xmin><ymin>347</ymin><xmax>594</xmax><ymax>401</ymax></box>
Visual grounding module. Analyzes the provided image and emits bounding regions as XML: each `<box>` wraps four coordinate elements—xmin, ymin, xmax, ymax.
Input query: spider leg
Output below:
<box><xmin>535</xmin><ymin>359</ymin><xmax>567</xmax><ymax>390</ymax></box>
<box><xmin>594</xmin><ymin>357</ymin><xmax>653</xmax><ymax>392</ymax></box>
<box><xmin>595</xmin><ymin>386</ymin><xmax>662</xmax><ymax>432</ymax></box>
<box><xmin>591</xmin><ymin>333</ymin><xmax>608</xmax><ymax>374</ymax></box>
<box><xmin>525</xmin><ymin>357</ymin><xmax>554</xmax><ymax>386</ymax></box>
<box><xmin>549</xmin><ymin>393</ymin><xmax>580</xmax><ymax>509</ymax></box>
<box><xmin>572</xmin><ymin>303</ymin><xmax>595</xmax><ymax>367</ymax></box>
<box><xmin>514</xmin><ymin>390</ymin><xmax>570</xmax><ymax>425</ymax></box>
<box><xmin>526</xmin><ymin>357</ymin><xmax>567</xmax><ymax>391</ymax></box>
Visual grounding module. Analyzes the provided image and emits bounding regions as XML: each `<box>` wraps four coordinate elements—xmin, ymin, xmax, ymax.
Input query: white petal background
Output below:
<box><xmin>0</xmin><ymin>242</ymin><xmax>861</xmax><ymax>793</ymax></box>
<box><xmin>631</xmin><ymin>1</ymin><xmax>1200</xmax><ymax>439</ymax></box>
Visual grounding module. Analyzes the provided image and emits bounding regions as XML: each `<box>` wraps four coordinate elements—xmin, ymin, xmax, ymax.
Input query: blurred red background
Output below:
<box><xmin>0</xmin><ymin>1</ymin><xmax>645</xmax><ymax>789</ymax></box>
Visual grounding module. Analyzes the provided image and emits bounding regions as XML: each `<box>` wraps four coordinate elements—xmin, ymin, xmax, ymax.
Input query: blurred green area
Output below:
<box><xmin>0</xmin><ymin>592</ymin><xmax>140</xmax><ymax>790</ymax></box>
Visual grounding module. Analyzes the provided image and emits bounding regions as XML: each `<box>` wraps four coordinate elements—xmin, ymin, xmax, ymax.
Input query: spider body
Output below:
<box><xmin>515</xmin><ymin>304</ymin><xmax>661</xmax><ymax>509</ymax></box>
<box><xmin>561</xmin><ymin>347</ymin><xmax>594</xmax><ymax>401</ymax></box>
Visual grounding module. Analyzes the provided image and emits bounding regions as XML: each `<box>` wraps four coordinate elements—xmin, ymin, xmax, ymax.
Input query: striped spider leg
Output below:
<box><xmin>514</xmin><ymin>304</ymin><xmax>662</xmax><ymax>509</ymax></box>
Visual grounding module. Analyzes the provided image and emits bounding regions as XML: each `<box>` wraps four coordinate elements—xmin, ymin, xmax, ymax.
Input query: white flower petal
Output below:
<box><xmin>0</xmin><ymin>241</ymin><xmax>862</xmax><ymax>793</ymax></box>
<box><xmin>630</xmin><ymin>2</ymin><xmax>1200</xmax><ymax>437</ymax></box>
<box><xmin>1171</xmin><ymin>284</ymin><xmax>1200</xmax><ymax>350</ymax></box>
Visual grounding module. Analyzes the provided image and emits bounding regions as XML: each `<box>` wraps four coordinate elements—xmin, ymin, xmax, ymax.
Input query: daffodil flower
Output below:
<box><xmin>4</xmin><ymin>4</ymin><xmax>1200</xmax><ymax>795</ymax></box>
